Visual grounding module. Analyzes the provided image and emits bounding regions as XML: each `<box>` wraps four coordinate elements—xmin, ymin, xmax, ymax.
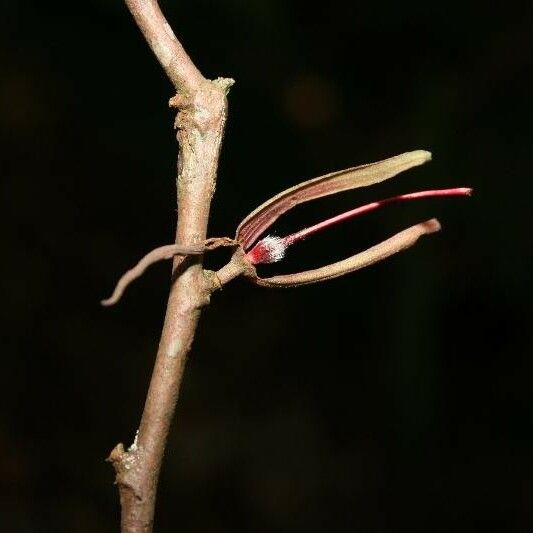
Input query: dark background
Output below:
<box><xmin>1</xmin><ymin>1</ymin><xmax>532</xmax><ymax>531</ymax></box>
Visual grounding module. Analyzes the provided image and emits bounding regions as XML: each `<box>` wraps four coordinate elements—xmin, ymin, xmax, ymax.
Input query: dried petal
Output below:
<box><xmin>246</xmin><ymin>218</ymin><xmax>441</xmax><ymax>288</ymax></box>
<box><xmin>236</xmin><ymin>150</ymin><xmax>431</xmax><ymax>249</ymax></box>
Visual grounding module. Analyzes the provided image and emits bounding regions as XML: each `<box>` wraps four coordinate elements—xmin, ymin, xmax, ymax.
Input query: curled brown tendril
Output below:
<box><xmin>101</xmin><ymin>237</ymin><xmax>236</xmax><ymax>306</ymax></box>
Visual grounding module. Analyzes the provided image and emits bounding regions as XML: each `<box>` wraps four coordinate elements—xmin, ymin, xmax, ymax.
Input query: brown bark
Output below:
<box><xmin>107</xmin><ymin>2</ymin><xmax>233</xmax><ymax>531</ymax></box>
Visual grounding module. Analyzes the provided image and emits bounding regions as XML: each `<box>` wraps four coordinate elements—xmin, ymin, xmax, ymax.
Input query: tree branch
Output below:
<box><xmin>124</xmin><ymin>0</ymin><xmax>205</xmax><ymax>93</ymax></box>
<box><xmin>108</xmin><ymin>2</ymin><xmax>233</xmax><ymax>531</ymax></box>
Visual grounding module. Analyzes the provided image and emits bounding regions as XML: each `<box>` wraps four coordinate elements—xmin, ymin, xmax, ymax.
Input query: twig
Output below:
<box><xmin>101</xmin><ymin>238</ymin><xmax>236</xmax><ymax>306</ymax></box>
<box><xmin>107</xmin><ymin>2</ymin><xmax>233</xmax><ymax>531</ymax></box>
<box><xmin>101</xmin><ymin>244</ymin><xmax>203</xmax><ymax>306</ymax></box>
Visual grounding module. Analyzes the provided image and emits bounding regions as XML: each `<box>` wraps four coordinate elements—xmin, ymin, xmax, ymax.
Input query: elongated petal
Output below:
<box><xmin>247</xmin><ymin>218</ymin><xmax>441</xmax><ymax>288</ymax></box>
<box><xmin>236</xmin><ymin>150</ymin><xmax>432</xmax><ymax>249</ymax></box>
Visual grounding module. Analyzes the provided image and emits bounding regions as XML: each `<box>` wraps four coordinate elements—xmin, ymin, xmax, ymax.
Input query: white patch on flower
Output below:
<box><xmin>260</xmin><ymin>235</ymin><xmax>286</xmax><ymax>263</ymax></box>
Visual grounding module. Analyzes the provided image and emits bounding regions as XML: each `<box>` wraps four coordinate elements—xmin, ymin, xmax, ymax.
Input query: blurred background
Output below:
<box><xmin>1</xmin><ymin>1</ymin><xmax>532</xmax><ymax>531</ymax></box>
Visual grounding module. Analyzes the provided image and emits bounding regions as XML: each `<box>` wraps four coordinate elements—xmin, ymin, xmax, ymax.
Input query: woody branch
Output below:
<box><xmin>106</xmin><ymin>1</ymin><xmax>233</xmax><ymax>532</ymax></box>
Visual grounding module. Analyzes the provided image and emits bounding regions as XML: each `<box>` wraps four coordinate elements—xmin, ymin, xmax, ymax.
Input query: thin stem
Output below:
<box><xmin>284</xmin><ymin>187</ymin><xmax>472</xmax><ymax>246</ymax></box>
<box><xmin>102</xmin><ymin>238</ymin><xmax>236</xmax><ymax>307</ymax></box>
<box><xmin>101</xmin><ymin>243</ymin><xmax>204</xmax><ymax>306</ymax></box>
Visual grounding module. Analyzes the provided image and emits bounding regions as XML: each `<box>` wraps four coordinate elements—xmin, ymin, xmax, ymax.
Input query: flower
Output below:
<box><xmin>234</xmin><ymin>150</ymin><xmax>471</xmax><ymax>287</ymax></box>
<box><xmin>102</xmin><ymin>150</ymin><xmax>472</xmax><ymax>303</ymax></box>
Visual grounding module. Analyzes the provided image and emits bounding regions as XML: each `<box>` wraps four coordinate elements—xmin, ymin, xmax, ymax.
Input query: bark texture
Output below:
<box><xmin>108</xmin><ymin>2</ymin><xmax>233</xmax><ymax>531</ymax></box>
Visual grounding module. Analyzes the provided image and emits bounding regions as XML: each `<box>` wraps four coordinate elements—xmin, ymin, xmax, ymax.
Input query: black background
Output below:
<box><xmin>1</xmin><ymin>1</ymin><xmax>532</xmax><ymax>531</ymax></box>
